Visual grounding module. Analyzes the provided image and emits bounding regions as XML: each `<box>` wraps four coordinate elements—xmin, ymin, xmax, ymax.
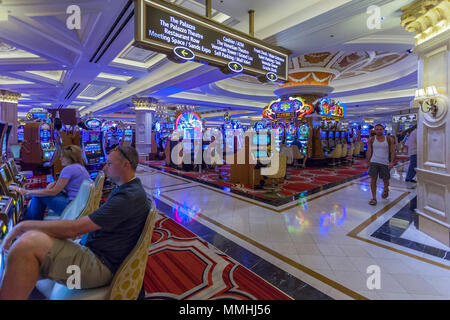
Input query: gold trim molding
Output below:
<box><xmin>401</xmin><ymin>0</ymin><xmax>450</xmax><ymax>45</ymax></box>
<box><xmin>0</xmin><ymin>90</ymin><xmax>21</xmax><ymax>104</ymax></box>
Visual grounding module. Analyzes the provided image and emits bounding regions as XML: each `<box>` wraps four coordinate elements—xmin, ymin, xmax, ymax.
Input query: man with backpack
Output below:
<box><xmin>366</xmin><ymin>124</ymin><xmax>396</xmax><ymax>206</ymax></box>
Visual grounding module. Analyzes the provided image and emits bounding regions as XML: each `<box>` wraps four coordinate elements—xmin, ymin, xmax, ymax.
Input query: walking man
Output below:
<box><xmin>405</xmin><ymin>125</ymin><xmax>417</xmax><ymax>183</ymax></box>
<box><xmin>366</xmin><ymin>124</ymin><xmax>395</xmax><ymax>205</ymax></box>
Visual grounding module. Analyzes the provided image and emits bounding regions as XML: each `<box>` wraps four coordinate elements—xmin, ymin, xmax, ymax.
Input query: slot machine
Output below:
<box><xmin>17</xmin><ymin>125</ymin><xmax>24</xmax><ymax>143</ymax></box>
<box><xmin>81</xmin><ymin>118</ymin><xmax>106</xmax><ymax>173</ymax></box>
<box><xmin>0</xmin><ymin>163</ymin><xmax>24</xmax><ymax>229</ymax></box>
<box><xmin>320</xmin><ymin>130</ymin><xmax>328</xmax><ymax>152</ymax></box>
<box><xmin>122</xmin><ymin>127</ymin><xmax>134</xmax><ymax>147</ymax></box>
<box><xmin>360</xmin><ymin>124</ymin><xmax>371</xmax><ymax>151</ymax></box>
<box><xmin>1</xmin><ymin>124</ymin><xmax>11</xmax><ymax>159</ymax></box>
<box><xmin>285</xmin><ymin>123</ymin><xmax>296</xmax><ymax>146</ymax></box>
<box><xmin>224</xmin><ymin>122</ymin><xmax>234</xmax><ymax>153</ymax></box>
<box><xmin>175</xmin><ymin>112</ymin><xmax>203</xmax><ymax>167</ymax></box>
<box><xmin>274</xmin><ymin>123</ymin><xmax>285</xmax><ymax>151</ymax></box>
<box><xmin>297</xmin><ymin>123</ymin><xmax>310</xmax><ymax>155</ymax></box>
<box><xmin>39</xmin><ymin>122</ymin><xmax>56</xmax><ymax>167</ymax></box>
<box><xmin>251</xmin><ymin>131</ymin><xmax>271</xmax><ymax>161</ymax></box>
<box><xmin>102</xmin><ymin>121</ymin><xmax>123</xmax><ymax>152</ymax></box>
<box><xmin>328</xmin><ymin>131</ymin><xmax>335</xmax><ymax>149</ymax></box>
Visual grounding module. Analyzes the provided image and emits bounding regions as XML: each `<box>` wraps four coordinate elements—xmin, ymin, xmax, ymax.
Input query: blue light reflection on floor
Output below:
<box><xmin>319</xmin><ymin>205</ymin><xmax>347</xmax><ymax>235</ymax></box>
<box><xmin>172</xmin><ymin>201</ymin><xmax>200</xmax><ymax>224</ymax></box>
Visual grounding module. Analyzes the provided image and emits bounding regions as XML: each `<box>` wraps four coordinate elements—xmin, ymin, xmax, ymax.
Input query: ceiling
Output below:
<box><xmin>0</xmin><ymin>0</ymin><xmax>418</xmax><ymax>124</ymax></box>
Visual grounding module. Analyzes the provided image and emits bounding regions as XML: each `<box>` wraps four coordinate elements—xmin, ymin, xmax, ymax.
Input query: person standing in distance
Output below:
<box><xmin>405</xmin><ymin>125</ymin><xmax>417</xmax><ymax>183</ymax></box>
<box><xmin>366</xmin><ymin>124</ymin><xmax>396</xmax><ymax>206</ymax></box>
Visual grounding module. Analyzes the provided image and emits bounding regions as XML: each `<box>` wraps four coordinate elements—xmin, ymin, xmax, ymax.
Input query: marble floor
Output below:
<box><xmin>136</xmin><ymin>163</ymin><xmax>450</xmax><ymax>300</ymax></box>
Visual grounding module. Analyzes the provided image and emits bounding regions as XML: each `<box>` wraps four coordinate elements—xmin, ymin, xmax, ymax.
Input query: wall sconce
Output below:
<box><xmin>415</xmin><ymin>86</ymin><xmax>443</xmax><ymax>118</ymax></box>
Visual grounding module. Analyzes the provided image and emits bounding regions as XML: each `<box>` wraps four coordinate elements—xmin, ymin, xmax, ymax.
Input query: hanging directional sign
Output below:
<box><xmin>134</xmin><ymin>0</ymin><xmax>290</xmax><ymax>80</ymax></box>
<box><xmin>228</xmin><ymin>61</ymin><xmax>243</xmax><ymax>73</ymax></box>
<box><xmin>173</xmin><ymin>46</ymin><xmax>195</xmax><ymax>61</ymax></box>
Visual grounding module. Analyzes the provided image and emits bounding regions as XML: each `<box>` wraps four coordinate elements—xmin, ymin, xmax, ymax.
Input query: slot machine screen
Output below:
<box><xmin>361</xmin><ymin>138</ymin><xmax>368</xmax><ymax>144</ymax></box>
<box><xmin>89</xmin><ymin>132</ymin><xmax>101</xmax><ymax>142</ymax></box>
<box><xmin>320</xmin><ymin>131</ymin><xmax>327</xmax><ymax>139</ymax></box>
<box><xmin>253</xmin><ymin>134</ymin><xmax>270</xmax><ymax>146</ymax></box>
<box><xmin>360</xmin><ymin>130</ymin><xmax>369</xmax><ymax>136</ymax></box>
<box><xmin>17</xmin><ymin>127</ymin><xmax>24</xmax><ymax>142</ymax></box>
<box><xmin>252</xmin><ymin>150</ymin><xmax>268</xmax><ymax>158</ymax></box>
<box><xmin>328</xmin><ymin>132</ymin><xmax>334</xmax><ymax>138</ymax></box>
<box><xmin>184</xmin><ymin>128</ymin><xmax>194</xmax><ymax>140</ymax></box>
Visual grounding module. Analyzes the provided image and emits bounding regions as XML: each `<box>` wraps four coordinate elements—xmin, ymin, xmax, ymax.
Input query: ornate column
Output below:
<box><xmin>401</xmin><ymin>0</ymin><xmax>450</xmax><ymax>245</ymax></box>
<box><xmin>0</xmin><ymin>89</ymin><xmax>21</xmax><ymax>146</ymax></box>
<box><xmin>132</xmin><ymin>97</ymin><xmax>156</xmax><ymax>160</ymax></box>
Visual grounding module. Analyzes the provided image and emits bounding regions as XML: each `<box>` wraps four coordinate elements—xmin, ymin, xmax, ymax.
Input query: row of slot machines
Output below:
<box><xmin>0</xmin><ymin>158</ymin><xmax>27</xmax><ymax>240</ymax></box>
<box><xmin>80</xmin><ymin>119</ymin><xmax>135</xmax><ymax>175</ymax></box>
<box><xmin>19</xmin><ymin>121</ymin><xmax>58</xmax><ymax>167</ymax></box>
<box><xmin>270</xmin><ymin>123</ymin><xmax>311</xmax><ymax>155</ymax></box>
<box><xmin>320</xmin><ymin>130</ymin><xmax>350</xmax><ymax>153</ymax></box>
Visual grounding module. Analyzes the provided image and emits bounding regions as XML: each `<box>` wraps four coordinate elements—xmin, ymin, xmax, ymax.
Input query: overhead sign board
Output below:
<box><xmin>392</xmin><ymin>113</ymin><xmax>417</xmax><ymax>123</ymax></box>
<box><xmin>135</xmin><ymin>0</ymin><xmax>290</xmax><ymax>80</ymax></box>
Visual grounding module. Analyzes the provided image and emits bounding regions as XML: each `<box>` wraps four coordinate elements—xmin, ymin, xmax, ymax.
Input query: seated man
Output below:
<box><xmin>0</xmin><ymin>146</ymin><xmax>151</xmax><ymax>300</ymax></box>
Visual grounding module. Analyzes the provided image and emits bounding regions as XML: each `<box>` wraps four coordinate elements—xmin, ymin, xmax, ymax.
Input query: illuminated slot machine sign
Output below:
<box><xmin>26</xmin><ymin>107</ymin><xmax>50</xmax><ymax>122</ymax></box>
<box><xmin>318</xmin><ymin>99</ymin><xmax>346</xmax><ymax>118</ymax></box>
<box><xmin>263</xmin><ymin>97</ymin><xmax>313</xmax><ymax>121</ymax></box>
<box><xmin>39</xmin><ymin>123</ymin><xmax>55</xmax><ymax>163</ymax></box>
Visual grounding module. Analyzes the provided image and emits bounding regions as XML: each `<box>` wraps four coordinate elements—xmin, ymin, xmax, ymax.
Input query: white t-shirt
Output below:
<box><xmin>370</xmin><ymin>136</ymin><xmax>390</xmax><ymax>165</ymax></box>
<box><xmin>407</xmin><ymin>129</ymin><xmax>417</xmax><ymax>156</ymax></box>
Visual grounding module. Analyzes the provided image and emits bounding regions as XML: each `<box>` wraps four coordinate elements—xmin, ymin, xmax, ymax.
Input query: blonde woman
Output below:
<box><xmin>12</xmin><ymin>145</ymin><xmax>91</xmax><ymax>220</ymax></box>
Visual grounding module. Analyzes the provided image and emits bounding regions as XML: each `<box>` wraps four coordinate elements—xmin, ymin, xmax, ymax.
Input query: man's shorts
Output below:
<box><xmin>39</xmin><ymin>239</ymin><xmax>113</xmax><ymax>289</ymax></box>
<box><xmin>368</xmin><ymin>162</ymin><xmax>391</xmax><ymax>180</ymax></box>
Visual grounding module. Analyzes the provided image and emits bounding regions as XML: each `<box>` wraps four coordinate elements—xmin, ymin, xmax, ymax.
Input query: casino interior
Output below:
<box><xmin>0</xmin><ymin>0</ymin><xmax>449</xmax><ymax>300</ymax></box>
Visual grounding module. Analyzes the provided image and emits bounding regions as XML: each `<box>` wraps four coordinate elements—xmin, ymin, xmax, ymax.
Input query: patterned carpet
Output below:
<box><xmin>140</xmin><ymin>159</ymin><xmax>369</xmax><ymax>200</ymax></box>
<box><xmin>144</xmin><ymin>213</ymin><xmax>292</xmax><ymax>300</ymax></box>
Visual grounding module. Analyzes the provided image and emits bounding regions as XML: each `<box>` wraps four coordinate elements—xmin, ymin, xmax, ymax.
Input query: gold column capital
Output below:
<box><xmin>401</xmin><ymin>0</ymin><xmax>450</xmax><ymax>45</ymax></box>
<box><xmin>0</xmin><ymin>90</ymin><xmax>21</xmax><ymax>104</ymax></box>
<box><xmin>131</xmin><ymin>97</ymin><xmax>157</xmax><ymax>111</ymax></box>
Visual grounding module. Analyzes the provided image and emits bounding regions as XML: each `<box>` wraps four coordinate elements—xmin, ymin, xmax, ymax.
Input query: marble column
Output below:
<box><xmin>0</xmin><ymin>90</ymin><xmax>20</xmax><ymax>147</ymax></box>
<box><xmin>132</xmin><ymin>97</ymin><xmax>156</xmax><ymax>160</ymax></box>
<box><xmin>401</xmin><ymin>0</ymin><xmax>450</xmax><ymax>245</ymax></box>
